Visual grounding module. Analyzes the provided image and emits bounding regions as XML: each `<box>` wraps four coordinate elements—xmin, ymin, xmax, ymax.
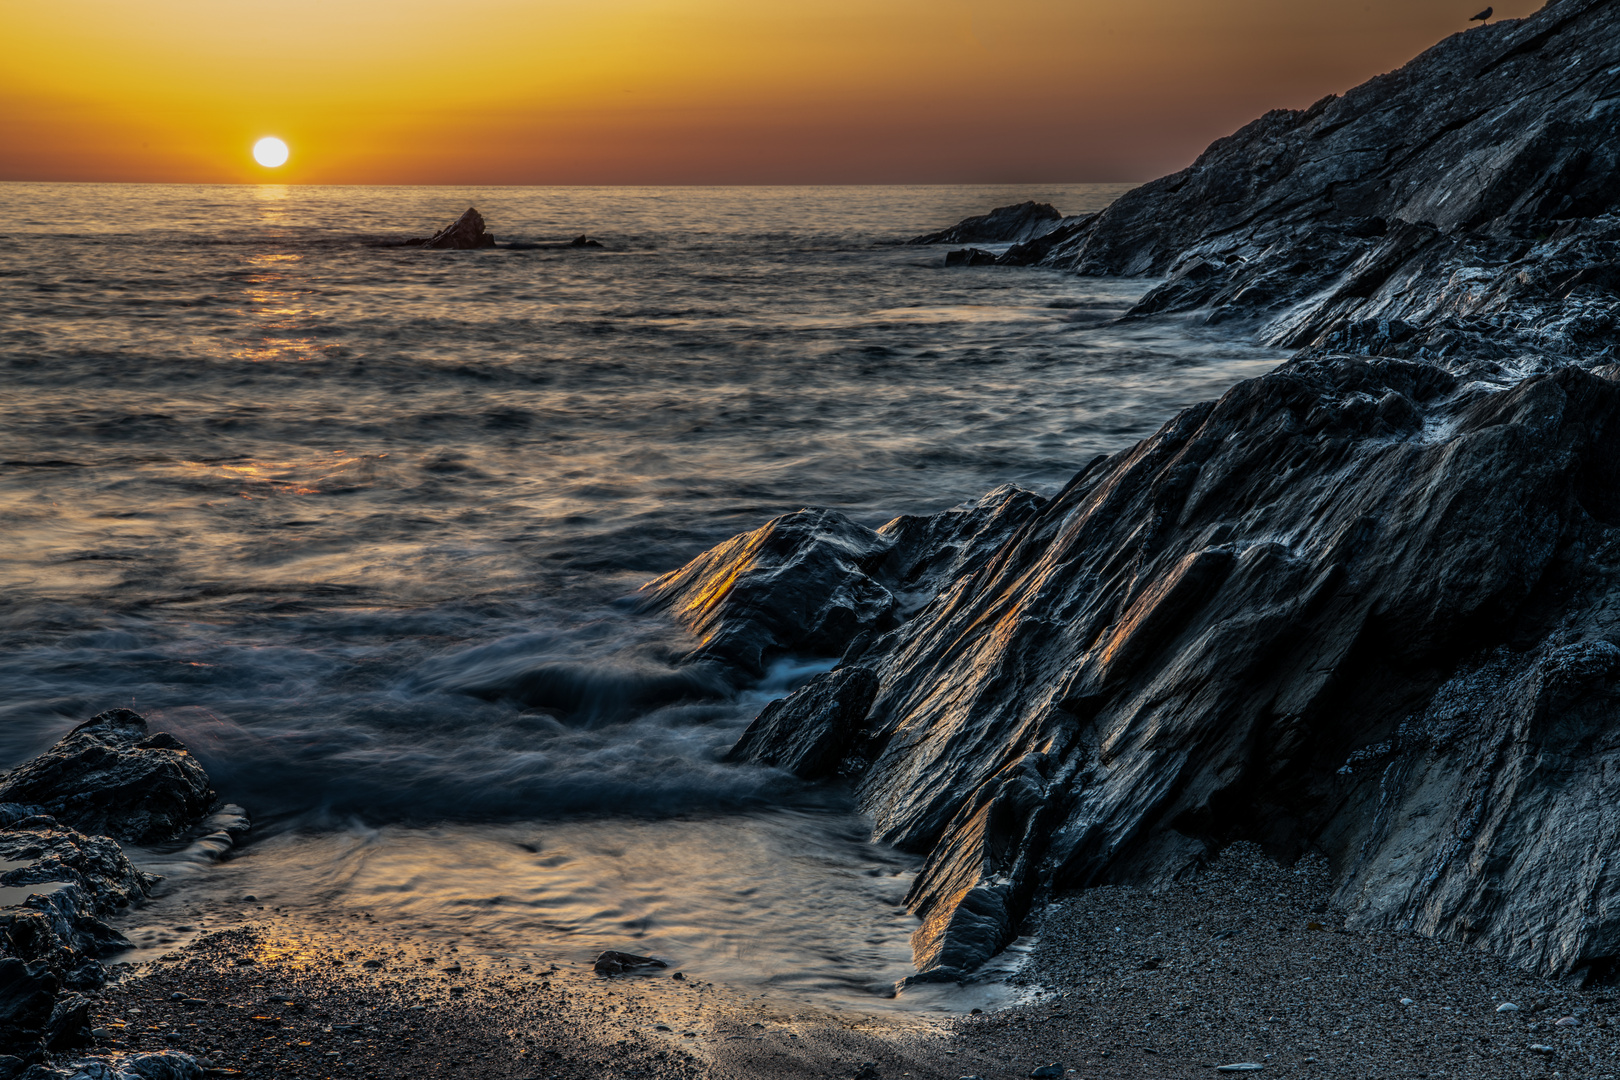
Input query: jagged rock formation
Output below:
<box><xmin>910</xmin><ymin>201</ymin><xmax>1066</xmax><ymax>246</ymax></box>
<box><xmin>0</xmin><ymin>714</ymin><xmax>244</xmax><ymax>1063</ymax></box>
<box><xmin>921</xmin><ymin>0</ymin><xmax>1619</xmax><ymax>363</ymax></box>
<box><xmin>404</xmin><ymin>207</ymin><xmax>496</xmax><ymax>250</ymax></box>
<box><xmin>0</xmin><ymin>710</ymin><xmax>214</xmax><ymax>845</ymax></box>
<box><xmin>664</xmin><ymin>353</ymin><xmax>1620</xmax><ymax>985</ymax></box>
<box><xmin>638</xmin><ymin>486</ymin><xmax>1045</xmax><ymax>679</ymax></box>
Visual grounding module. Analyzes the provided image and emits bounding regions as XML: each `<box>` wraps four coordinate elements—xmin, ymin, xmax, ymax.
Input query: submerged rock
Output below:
<box><xmin>0</xmin><ymin>709</ymin><xmax>214</xmax><ymax>844</ymax></box>
<box><xmin>404</xmin><ymin>207</ymin><xmax>496</xmax><ymax>250</ymax></box>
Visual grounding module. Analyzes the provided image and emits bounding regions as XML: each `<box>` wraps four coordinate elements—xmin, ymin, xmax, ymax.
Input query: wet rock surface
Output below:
<box><xmin>931</xmin><ymin>0</ymin><xmax>1620</xmax><ymax>362</ymax></box>
<box><xmin>910</xmin><ymin>201</ymin><xmax>1068</xmax><ymax>247</ymax></box>
<box><xmin>404</xmin><ymin>207</ymin><xmax>496</xmax><ymax>250</ymax></box>
<box><xmin>0</xmin><ymin>710</ymin><xmax>214</xmax><ymax>845</ymax></box>
<box><xmin>1</xmin><ymin>713</ymin><xmax>243</xmax><ymax>1066</ymax></box>
<box><xmin>639</xmin><ymin>486</ymin><xmax>1044</xmax><ymax>679</ymax></box>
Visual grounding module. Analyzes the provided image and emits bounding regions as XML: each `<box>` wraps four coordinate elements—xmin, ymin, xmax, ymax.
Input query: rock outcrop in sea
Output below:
<box><xmin>654</xmin><ymin>0</ymin><xmax>1620</xmax><ymax>987</ymax></box>
<box><xmin>0</xmin><ymin>712</ymin><xmax>244</xmax><ymax>1062</ymax></box>
<box><xmin>404</xmin><ymin>207</ymin><xmax>497</xmax><ymax>249</ymax></box>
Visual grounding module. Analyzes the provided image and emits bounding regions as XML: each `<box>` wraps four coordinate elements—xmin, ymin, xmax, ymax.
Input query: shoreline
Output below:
<box><xmin>51</xmin><ymin>844</ymin><xmax>1614</xmax><ymax>1080</ymax></box>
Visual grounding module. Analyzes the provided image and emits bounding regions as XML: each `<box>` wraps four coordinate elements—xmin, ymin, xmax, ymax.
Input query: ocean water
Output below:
<box><xmin>0</xmin><ymin>183</ymin><xmax>1285</xmax><ymax>1005</ymax></box>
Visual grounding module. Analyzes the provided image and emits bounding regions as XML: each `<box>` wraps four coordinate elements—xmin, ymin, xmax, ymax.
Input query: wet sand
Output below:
<box><xmin>64</xmin><ymin>845</ymin><xmax>1618</xmax><ymax>1080</ymax></box>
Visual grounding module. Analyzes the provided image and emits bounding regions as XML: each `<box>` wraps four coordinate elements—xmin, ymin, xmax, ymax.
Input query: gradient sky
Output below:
<box><xmin>0</xmin><ymin>0</ymin><xmax>1542</xmax><ymax>185</ymax></box>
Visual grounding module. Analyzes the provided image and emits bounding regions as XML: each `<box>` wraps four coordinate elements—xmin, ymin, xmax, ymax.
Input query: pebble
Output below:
<box><xmin>361</xmin><ymin>959</ymin><xmax>384</xmax><ymax>969</ymax></box>
<box><xmin>1530</xmin><ymin>1043</ymin><xmax>1555</xmax><ymax>1054</ymax></box>
<box><xmin>1400</xmin><ymin>998</ymin><xmax>1415</xmax><ymax>1006</ymax></box>
<box><xmin>1029</xmin><ymin>1066</ymin><xmax>1064</xmax><ymax>1079</ymax></box>
<box><xmin>1496</xmin><ymin>1002</ymin><xmax>1520</xmax><ymax>1012</ymax></box>
<box><xmin>1216</xmin><ymin>1066</ymin><xmax>1265</xmax><ymax>1073</ymax></box>
<box><xmin>1556</xmin><ymin>1016</ymin><xmax>1580</xmax><ymax>1026</ymax></box>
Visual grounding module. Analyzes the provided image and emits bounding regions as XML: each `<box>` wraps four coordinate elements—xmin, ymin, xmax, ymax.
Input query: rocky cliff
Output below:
<box><xmin>656</xmin><ymin>0</ymin><xmax>1620</xmax><ymax>988</ymax></box>
<box><xmin>927</xmin><ymin>0</ymin><xmax>1620</xmax><ymax>365</ymax></box>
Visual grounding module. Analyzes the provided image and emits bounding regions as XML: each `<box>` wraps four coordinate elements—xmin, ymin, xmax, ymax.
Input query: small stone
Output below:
<box><xmin>654</xmin><ymin>1024</ymin><xmax>672</xmax><ymax>1032</ymax></box>
<box><xmin>1530</xmin><ymin>1043</ymin><xmax>1555</xmax><ymax>1054</ymax></box>
<box><xmin>1497</xmin><ymin>1002</ymin><xmax>1519</xmax><ymax>1013</ymax></box>
<box><xmin>90</xmin><ymin>1027</ymin><xmax>110</xmax><ymax>1040</ymax></box>
<box><xmin>1029</xmin><ymin>1066</ymin><xmax>1064</xmax><ymax>1079</ymax></box>
<box><xmin>242</xmin><ymin>895</ymin><xmax>257</xmax><ymax>902</ymax></box>
<box><xmin>1216</xmin><ymin>1066</ymin><xmax>1265</xmax><ymax>1074</ymax></box>
<box><xmin>593</xmin><ymin>950</ymin><xmax>666</xmax><ymax>976</ymax></box>
<box><xmin>170</xmin><ymin>992</ymin><xmax>185</xmax><ymax>1001</ymax></box>
<box><xmin>361</xmin><ymin>959</ymin><xmax>383</xmax><ymax>969</ymax></box>
<box><xmin>1401</xmin><ymin>998</ymin><xmax>1415</xmax><ymax>1005</ymax></box>
<box><xmin>1556</xmin><ymin>1016</ymin><xmax>1579</xmax><ymax>1026</ymax></box>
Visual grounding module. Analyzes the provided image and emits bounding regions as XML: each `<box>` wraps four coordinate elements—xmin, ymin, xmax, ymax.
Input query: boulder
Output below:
<box><xmin>911</xmin><ymin>201</ymin><xmax>1067</xmax><ymax>246</ymax></box>
<box><xmin>405</xmin><ymin>207</ymin><xmax>496</xmax><ymax>250</ymax></box>
<box><xmin>592</xmin><ymin>951</ymin><xmax>666</xmax><ymax>975</ymax></box>
<box><xmin>0</xmin><ymin>710</ymin><xmax>214</xmax><ymax>844</ymax></box>
<box><xmin>0</xmin><ymin>958</ymin><xmax>57</xmax><ymax>1054</ymax></box>
<box><xmin>725</xmin><ymin>666</ymin><xmax>879</xmax><ymax>779</ymax></box>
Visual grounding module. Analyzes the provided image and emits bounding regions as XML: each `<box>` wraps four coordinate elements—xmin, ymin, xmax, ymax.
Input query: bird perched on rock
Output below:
<box><xmin>1470</xmin><ymin>6</ymin><xmax>1493</xmax><ymax>23</ymax></box>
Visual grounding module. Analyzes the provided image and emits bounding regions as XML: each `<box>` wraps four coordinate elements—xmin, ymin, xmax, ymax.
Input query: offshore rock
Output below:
<box><xmin>688</xmin><ymin>356</ymin><xmax>1620</xmax><ymax>983</ymax></box>
<box><xmin>405</xmin><ymin>207</ymin><xmax>496</xmax><ymax>250</ymax></box>
<box><xmin>639</xmin><ymin>486</ymin><xmax>1045</xmax><ymax>679</ymax></box>
<box><xmin>937</xmin><ymin>0</ymin><xmax>1620</xmax><ymax>361</ymax></box>
<box><xmin>911</xmin><ymin>201</ymin><xmax>1068</xmax><ymax>246</ymax></box>
<box><xmin>0</xmin><ymin>710</ymin><xmax>214</xmax><ymax>844</ymax></box>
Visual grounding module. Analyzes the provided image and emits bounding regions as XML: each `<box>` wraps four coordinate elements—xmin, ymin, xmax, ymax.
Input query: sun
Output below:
<box><xmin>253</xmin><ymin>137</ymin><xmax>290</xmax><ymax>168</ymax></box>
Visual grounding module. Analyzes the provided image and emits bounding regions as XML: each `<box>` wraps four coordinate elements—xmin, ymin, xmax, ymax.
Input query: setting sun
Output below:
<box><xmin>252</xmin><ymin>136</ymin><xmax>289</xmax><ymax>168</ymax></box>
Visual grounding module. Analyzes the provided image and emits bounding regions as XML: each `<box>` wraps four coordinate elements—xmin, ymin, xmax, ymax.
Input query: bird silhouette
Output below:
<box><xmin>1470</xmin><ymin>6</ymin><xmax>1493</xmax><ymax>23</ymax></box>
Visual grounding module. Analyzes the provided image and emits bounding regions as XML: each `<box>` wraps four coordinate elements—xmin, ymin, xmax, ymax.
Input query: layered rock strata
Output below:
<box><xmin>669</xmin><ymin>354</ymin><xmax>1620</xmax><ymax>986</ymax></box>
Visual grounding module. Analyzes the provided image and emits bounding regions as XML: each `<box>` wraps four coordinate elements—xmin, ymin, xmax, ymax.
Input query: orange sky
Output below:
<box><xmin>0</xmin><ymin>0</ymin><xmax>1542</xmax><ymax>185</ymax></box>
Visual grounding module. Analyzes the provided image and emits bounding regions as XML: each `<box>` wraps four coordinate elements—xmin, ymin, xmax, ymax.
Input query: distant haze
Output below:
<box><xmin>1</xmin><ymin>0</ymin><xmax>1541</xmax><ymax>185</ymax></box>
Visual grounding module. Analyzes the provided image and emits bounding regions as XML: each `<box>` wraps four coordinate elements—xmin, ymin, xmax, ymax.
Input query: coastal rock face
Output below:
<box><xmin>638</xmin><ymin>486</ymin><xmax>1045</xmax><ymax>678</ymax></box>
<box><xmin>945</xmin><ymin>0</ymin><xmax>1619</xmax><ymax>361</ymax></box>
<box><xmin>911</xmin><ymin>201</ymin><xmax>1068</xmax><ymax>246</ymax></box>
<box><xmin>406</xmin><ymin>207</ymin><xmax>496</xmax><ymax>250</ymax></box>
<box><xmin>0</xmin><ymin>710</ymin><xmax>214</xmax><ymax>845</ymax></box>
<box><xmin>699</xmin><ymin>356</ymin><xmax>1620</xmax><ymax>982</ymax></box>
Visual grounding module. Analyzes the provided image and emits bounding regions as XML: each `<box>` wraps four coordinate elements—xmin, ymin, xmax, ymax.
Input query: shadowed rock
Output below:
<box><xmin>944</xmin><ymin>248</ymin><xmax>999</xmax><ymax>267</ymax></box>
<box><xmin>406</xmin><ymin>207</ymin><xmax>496</xmax><ymax>250</ymax></box>
<box><xmin>0</xmin><ymin>709</ymin><xmax>214</xmax><ymax>844</ymax></box>
<box><xmin>911</xmin><ymin>201</ymin><xmax>1067</xmax><ymax>246</ymax></box>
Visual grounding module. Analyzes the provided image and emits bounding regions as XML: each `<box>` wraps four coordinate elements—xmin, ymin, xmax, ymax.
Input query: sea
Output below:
<box><xmin>0</xmin><ymin>183</ymin><xmax>1285</xmax><ymax>1008</ymax></box>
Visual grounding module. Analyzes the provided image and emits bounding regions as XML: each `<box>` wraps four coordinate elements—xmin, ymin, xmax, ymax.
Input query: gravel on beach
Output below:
<box><xmin>46</xmin><ymin>844</ymin><xmax>1620</xmax><ymax>1080</ymax></box>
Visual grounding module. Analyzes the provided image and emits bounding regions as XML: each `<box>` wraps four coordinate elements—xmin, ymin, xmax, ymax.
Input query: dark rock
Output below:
<box><xmin>1007</xmin><ymin>0</ymin><xmax>1620</xmax><ymax>360</ymax></box>
<box><xmin>44</xmin><ymin>992</ymin><xmax>90</xmax><ymax>1050</ymax></box>
<box><xmin>911</xmin><ymin>201</ymin><xmax>1067</xmax><ymax>246</ymax></box>
<box><xmin>0</xmin><ymin>813</ymin><xmax>152</xmax><ymax>967</ymax></box>
<box><xmin>1029</xmin><ymin>1067</ymin><xmax>1064</xmax><ymax>1080</ymax></box>
<box><xmin>682</xmin><ymin>356</ymin><xmax>1620</xmax><ymax>984</ymax></box>
<box><xmin>725</xmin><ymin>667</ymin><xmax>879</xmax><ymax>779</ymax></box>
<box><xmin>405</xmin><ymin>208</ymin><xmax>496</xmax><ymax>250</ymax></box>
<box><xmin>568</xmin><ymin>235</ymin><xmax>604</xmax><ymax>248</ymax></box>
<box><xmin>592</xmin><ymin>951</ymin><xmax>667</xmax><ymax>975</ymax></box>
<box><xmin>640</xmin><ymin>487</ymin><xmax>1045</xmax><ymax>679</ymax></box>
<box><xmin>944</xmin><ymin>248</ymin><xmax>999</xmax><ymax>267</ymax></box>
<box><xmin>0</xmin><ymin>709</ymin><xmax>214</xmax><ymax>843</ymax></box>
<box><xmin>0</xmin><ymin>959</ymin><xmax>57</xmax><ymax>1054</ymax></box>
<box><xmin>637</xmin><ymin>508</ymin><xmax>900</xmax><ymax>678</ymax></box>
<box><xmin>0</xmin><ymin>1058</ymin><xmax>21</xmax><ymax>1080</ymax></box>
